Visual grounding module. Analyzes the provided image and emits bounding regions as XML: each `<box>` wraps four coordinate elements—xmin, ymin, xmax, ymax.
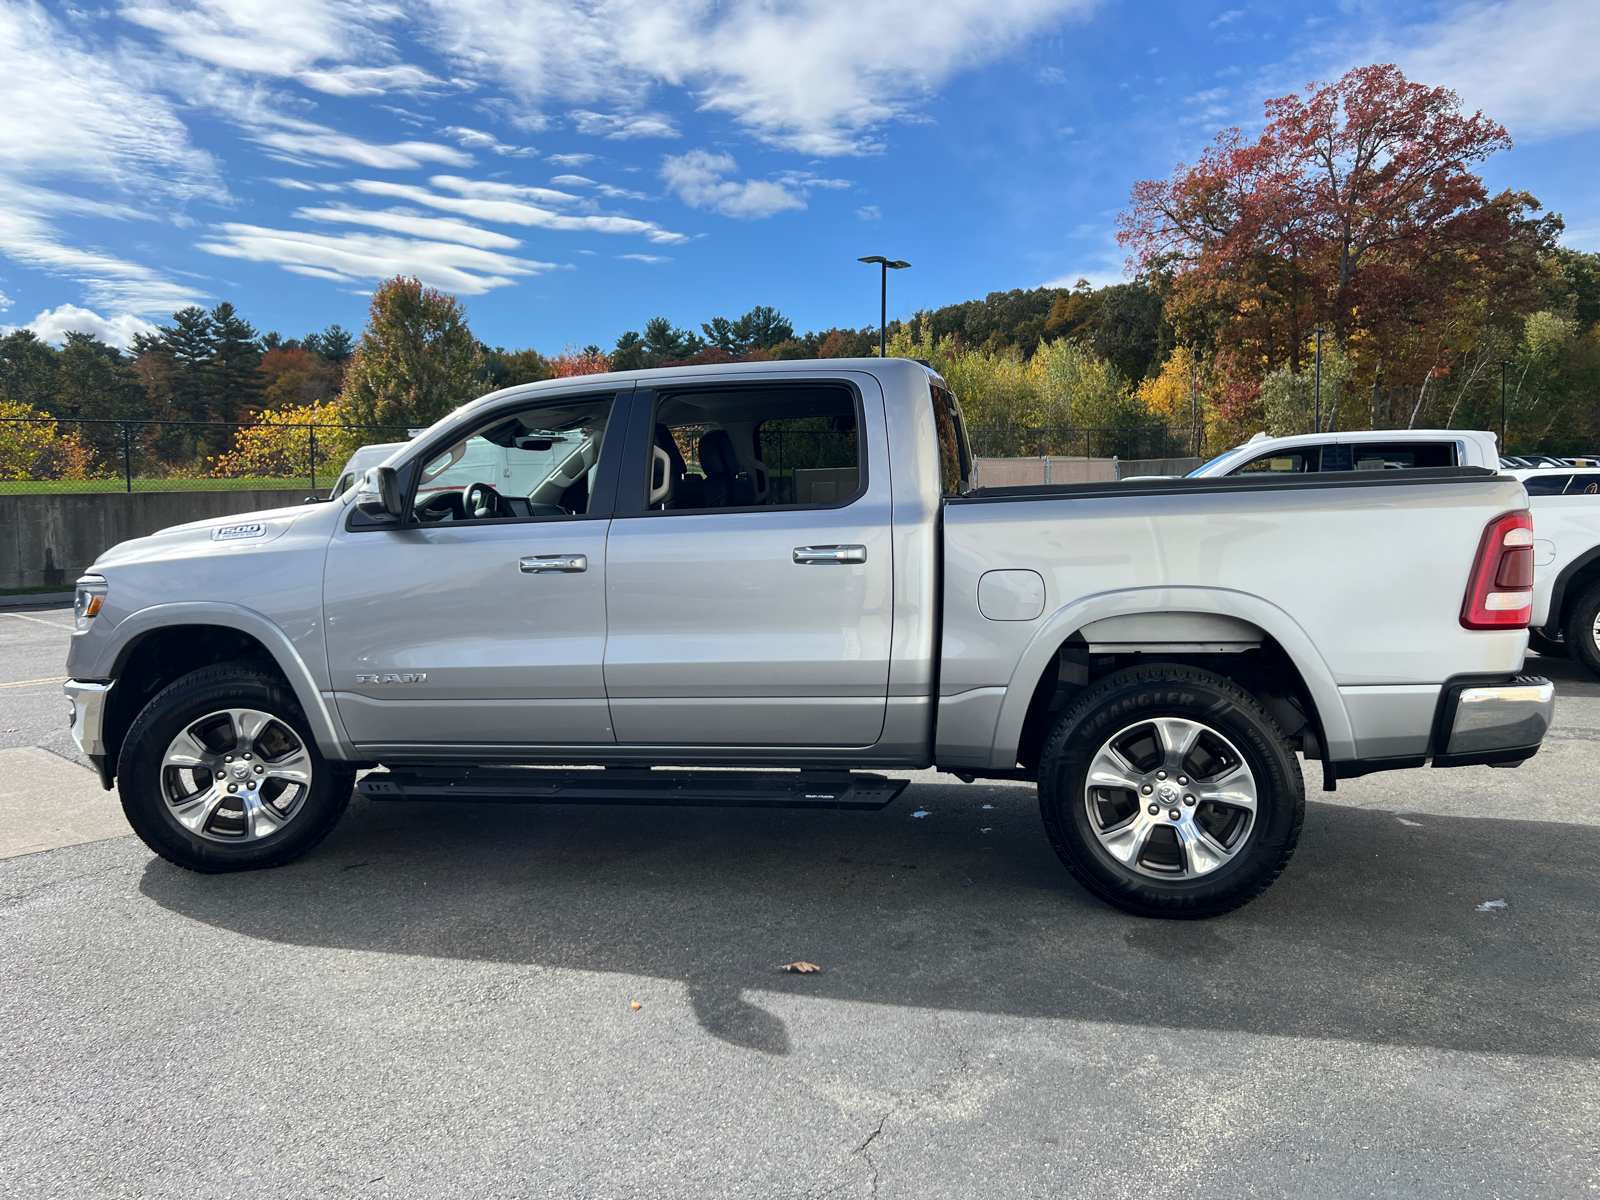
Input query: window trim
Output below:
<box><xmin>344</xmin><ymin>388</ymin><xmax>633</xmax><ymax>532</ymax></box>
<box><xmin>611</xmin><ymin>379</ymin><xmax>870</xmax><ymax>519</ymax></box>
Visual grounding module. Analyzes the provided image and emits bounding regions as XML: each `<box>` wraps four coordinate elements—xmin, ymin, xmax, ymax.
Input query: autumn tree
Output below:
<box><xmin>1119</xmin><ymin>63</ymin><xmax>1559</xmax><ymax>430</ymax></box>
<box><xmin>341</xmin><ymin>277</ymin><xmax>483</xmax><ymax>429</ymax></box>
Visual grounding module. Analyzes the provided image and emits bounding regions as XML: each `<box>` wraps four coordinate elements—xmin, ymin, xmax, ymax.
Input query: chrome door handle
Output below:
<box><xmin>793</xmin><ymin>545</ymin><xmax>867</xmax><ymax>565</ymax></box>
<box><xmin>520</xmin><ymin>554</ymin><xmax>587</xmax><ymax>573</ymax></box>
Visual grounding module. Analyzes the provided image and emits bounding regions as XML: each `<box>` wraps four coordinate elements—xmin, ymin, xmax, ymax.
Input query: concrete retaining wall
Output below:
<box><xmin>1</xmin><ymin>490</ymin><xmax>314</xmax><ymax>590</ymax></box>
<box><xmin>973</xmin><ymin>457</ymin><xmax>1119</xmax><ymax>487</ymax></box>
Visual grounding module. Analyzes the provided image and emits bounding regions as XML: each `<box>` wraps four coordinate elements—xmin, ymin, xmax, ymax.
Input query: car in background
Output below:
<box><xmin>328</xmin><ymin>442</ymin><xmax>409</xmax><ymax>499</ymax></box>
<box><xmin>1516</xmin><ymin>454</ymin><xmax>1569</xmax><ymax>468</ymax></box>
<box><xmin>1189</xmin><ymin>428</ymin><xmax>1500</xmax><ymax>477</ymax></box>
<box><xmin>1509</xmin><ymin>466</ymin><xmax>1600</xmax><ymax>675</ymax></box>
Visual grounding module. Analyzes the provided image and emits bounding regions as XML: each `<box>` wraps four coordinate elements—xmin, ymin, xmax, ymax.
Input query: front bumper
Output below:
<box><xmin>63</xmin><ymin>680</ymin><xmax>115</xmax><ymax>789</ymax></box>
<box><xmin>1433</xmin><ymin>675</ymin><xmax>1555</xmax><ymax>768</ymax></box>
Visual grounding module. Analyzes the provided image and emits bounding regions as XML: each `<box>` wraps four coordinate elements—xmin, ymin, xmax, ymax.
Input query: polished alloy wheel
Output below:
<box><xmin>1084</xmin><ymin>717</ymin><xmax>1258</xmax><ymax>879</ymax></box>
<box><xmin>159</xmin><ymin>708</ymin><xmax>314</xmax><ymax>843</ymax></box>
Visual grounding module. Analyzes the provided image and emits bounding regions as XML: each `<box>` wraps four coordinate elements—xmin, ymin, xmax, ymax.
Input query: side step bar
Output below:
<box><xmin>358</xmin><ymin>766</ymin><xmax>909</xmax><ymax>810</ymax></box>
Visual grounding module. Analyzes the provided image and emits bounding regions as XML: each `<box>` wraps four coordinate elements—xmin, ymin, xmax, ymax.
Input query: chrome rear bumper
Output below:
<box><xmin>1435</xmin><ymin>675</ymin><xmax>1554</xmax><ymax>767</ymax></box>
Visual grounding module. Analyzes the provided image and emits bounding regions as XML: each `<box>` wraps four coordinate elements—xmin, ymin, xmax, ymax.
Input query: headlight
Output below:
<box><xmin>74</xmin><ymin>575</ymin><xmax>107</xmax><ymax>631</ymax></box>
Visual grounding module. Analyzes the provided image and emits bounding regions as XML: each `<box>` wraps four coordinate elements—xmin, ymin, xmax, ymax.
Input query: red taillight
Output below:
<box><xmin>1461</xmin><ymin>511</ymin><xmax>1535</xmax><ymax>630</ymax></box>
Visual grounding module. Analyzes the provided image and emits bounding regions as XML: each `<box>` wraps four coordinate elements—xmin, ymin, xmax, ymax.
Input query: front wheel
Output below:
<box><xmin>118</xmin><ymin>663</ymin><xmax>354</xmax><ymax>873</ymax></box>
<box><xmin>1038</xmin><ymin>664</ymin><xmax>1304</xmax><ymax>919</ymax></box>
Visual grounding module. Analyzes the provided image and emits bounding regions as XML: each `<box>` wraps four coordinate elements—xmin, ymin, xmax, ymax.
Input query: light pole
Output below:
<box><xmin>1499</xmin><ymin>360</ymin><xmax>1512</xmax><ymax>452</ymax></box>
<box><xmin>858</xmin><ymin>256</ymin><xmax>911</xmax><ymax>357</ymax></box>
<box><xmin>1313</xmin><ymin>327</ymin><xmax>1330</xmax><ymax>432</ymax></box>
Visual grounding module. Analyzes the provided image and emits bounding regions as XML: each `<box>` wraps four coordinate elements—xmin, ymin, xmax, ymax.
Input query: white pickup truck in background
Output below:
<box><xmin>1189</xmin><ymin>428</ymin><xmax>1502</xmax><ymax>477</ymax></box>
<box><xmin>1190</xmin><ymin>428</ymin><xmax>1600</xmax><ymax>680</ymax></box>
<box><xmin>1507</xmin><ymin>466</ymin><xmax>1600</xmax><ymax>674</ymax></box>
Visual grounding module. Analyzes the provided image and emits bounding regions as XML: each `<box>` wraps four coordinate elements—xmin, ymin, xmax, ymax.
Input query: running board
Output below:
<box><xmin>358</xmin><ymin>766</ymin><xmax>909</xmax><ymax>810</ymax></box>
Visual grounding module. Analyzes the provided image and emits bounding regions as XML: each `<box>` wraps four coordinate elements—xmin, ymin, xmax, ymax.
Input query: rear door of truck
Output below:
<box><xmin>600</xmin><ymin>373</ymin><xmax>895</xmax><ymax>747</ymax></box>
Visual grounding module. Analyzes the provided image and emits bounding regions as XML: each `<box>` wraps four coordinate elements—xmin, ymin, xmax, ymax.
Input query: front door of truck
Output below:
<box><xmin>322</xmin><ymin>389</ymin><xmax>627</xmax><ymax>753</ymax></box>
<box><xmin>602</xmin><ymin>378</ymin><xmax>893</xmax><ymax>747</ymax></box>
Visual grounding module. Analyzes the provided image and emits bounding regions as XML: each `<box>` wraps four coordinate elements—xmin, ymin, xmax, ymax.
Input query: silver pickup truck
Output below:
<box><xmin>63</xmin><ymin>359</ymin><xmax>1555</xmax><ymax>917</ymax></box>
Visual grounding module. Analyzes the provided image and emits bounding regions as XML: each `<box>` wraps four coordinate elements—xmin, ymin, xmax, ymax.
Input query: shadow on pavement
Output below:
<box><xmin>140</xmin><ymin>788</ymin><xmax>1600</xmax><ymax>1057</ymax></box>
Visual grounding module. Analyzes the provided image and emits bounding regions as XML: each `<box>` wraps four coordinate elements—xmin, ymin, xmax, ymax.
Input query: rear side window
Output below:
<box><xmin>930</xmin><ymin>382</ymin><xmax>971</xmax><ymax>496</ymax></box>
<box><xmin>1341</xmin><ymin>442</ymin><xmax>1456</xmax><ymax>471</ymax></box>
<box><xmin>1570</xmin><ymin>477</ymin><xmax>1600</xmax><ymax>495</ymax></box>
<box><xmin>644</xmin><ymin>383</ymin><xmax>865</xmax><ymax>512</ymax></box>
<box><xmin>1524</xmin><ymin>474</ymin><xmax>1573</xmax><ymax>496</ymax></box>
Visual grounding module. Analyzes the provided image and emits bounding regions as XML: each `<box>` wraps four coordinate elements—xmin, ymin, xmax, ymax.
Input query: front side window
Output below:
<box><xmin>410</xmin><ymin>394</ymin><xmax>615</xmax><ymax>522</ymax></box>
<box><xmin>1232</xmin><ymin>450</ymin><xmax>1318</xmax><ymax>475</ymax></box>
<box><xmin>643</xmin><ymin>384</ymin><xmax>864</xmax><ymax>512</ymax></box>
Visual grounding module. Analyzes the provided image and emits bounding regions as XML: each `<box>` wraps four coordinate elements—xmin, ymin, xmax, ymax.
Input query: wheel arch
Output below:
<box><xmin>989</xmin><ymin>588</ymin><xmax>1352</xmax><ymax>773</ymax></box>
<box><xmin>1549</xmin><ymin>544</ymin><xmax>1600</xmax><ymax>638</ymax></box>
<box><xmin>98</xmin><ymin>604</ymin><xmax>352</xmax><ymax>780</ymax></box>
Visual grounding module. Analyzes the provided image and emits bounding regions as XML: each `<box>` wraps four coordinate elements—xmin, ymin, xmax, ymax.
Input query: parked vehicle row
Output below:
<box><xmin>63</xmin><ymin>361</ymin><xmax>1555</xmax><ymax>919</ymax></box>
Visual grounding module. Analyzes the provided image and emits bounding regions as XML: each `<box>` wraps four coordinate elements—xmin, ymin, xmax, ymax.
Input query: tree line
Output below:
<box><xmin>4</xmin><ymin>60</ymin><xmax>1599</xmax><ymax>482</ymax></box>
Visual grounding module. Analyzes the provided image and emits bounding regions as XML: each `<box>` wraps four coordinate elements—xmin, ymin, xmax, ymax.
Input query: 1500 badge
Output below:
<box><xmin>356</xmin><ymin>673</ymin><xmax>427</xmax><ymax>684</ymax></box>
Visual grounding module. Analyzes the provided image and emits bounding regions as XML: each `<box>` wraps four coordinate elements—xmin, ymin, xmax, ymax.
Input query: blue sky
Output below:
<box><xmin>2</xmin><ymin>0</ymin><xmax>1597</xmax><ymax>353</ymax></box>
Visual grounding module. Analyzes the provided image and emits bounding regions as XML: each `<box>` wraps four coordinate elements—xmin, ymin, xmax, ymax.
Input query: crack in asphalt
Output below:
<box><xmin>853</xmin><ymin>1111</ymin><xmax>890</xmax><ymax>1197</ymax></box>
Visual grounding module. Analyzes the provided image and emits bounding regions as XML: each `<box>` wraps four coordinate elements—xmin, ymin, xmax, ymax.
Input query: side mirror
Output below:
<box><xmin>355</xmin><ymin>466</ymin><xmax>403</xmax><ymax>520</ymax></box>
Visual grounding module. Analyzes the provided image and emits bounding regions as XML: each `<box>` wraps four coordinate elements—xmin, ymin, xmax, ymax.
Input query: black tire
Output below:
<box><xmin>118</xmin><ymin>662</ymin><xmax>354</xmax><ymax>873</ymax></box>
<box><xmin>1562</xmin><ymin>580</ymin><xmax>1600</xmax><ymax>679</ymax></box>
<box><xmin>1528</xmin><ymin>629</ymin><xmax>1567</xmax><ymax>659</ymax></box>
<box><xmin>1038</xmin><ymin>664</ymin><xmax>1304</xmax><ymax>919</ymax></box>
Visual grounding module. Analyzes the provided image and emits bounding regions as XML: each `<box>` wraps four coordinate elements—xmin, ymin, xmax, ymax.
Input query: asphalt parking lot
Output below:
<box><xmin>2</xmin><ymin>604</ymin><xmax>1597</xmax><ymax>1198</ymax></box>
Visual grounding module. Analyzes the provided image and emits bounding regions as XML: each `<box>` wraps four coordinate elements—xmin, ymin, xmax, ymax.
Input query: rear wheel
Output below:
<box><xmin>1562</xmin><ymin>580</ymin><xmax>1600</xmax><ymax>680</ymax></box>
<box><xmin>118</xmin><ymin>663</ymin><xmax>353</xmax><ymax>872</ymax></box>
<box><xmin>1038</xmin><ymin>664</ymin><xmax>1304</xmax><ymax>919</ymax></box>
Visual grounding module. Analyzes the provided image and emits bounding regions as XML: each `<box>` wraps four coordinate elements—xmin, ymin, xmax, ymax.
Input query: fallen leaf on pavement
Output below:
<box><xmin>630</xmin><ymin>1000</ymin><xmax>642</xmax><ymax>1010</ymax></box>
<box><xmin>779</xmin><ymin>961</ymin><xmax>821</xmax><ymax>974</ymax></box>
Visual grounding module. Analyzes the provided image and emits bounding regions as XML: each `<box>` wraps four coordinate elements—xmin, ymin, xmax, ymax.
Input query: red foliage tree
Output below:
<box><xmin>1119</xmin><ymin>64</ymin><xmax>1559</xmax><ymax>387</ymax></box>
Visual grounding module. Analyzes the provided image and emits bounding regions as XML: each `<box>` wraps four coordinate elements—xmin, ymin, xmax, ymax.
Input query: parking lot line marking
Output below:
<box><xmin>0</xmin><ymin>611</ymin><xmax>72</xmax><ymax>629</ymax></box>
<box><xmin>0</xmin><ymin>676</ymin><xmax>69</xmax><ymax>689</ymax></box>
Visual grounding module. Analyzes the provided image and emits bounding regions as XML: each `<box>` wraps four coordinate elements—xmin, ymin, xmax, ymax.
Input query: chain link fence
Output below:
<box><xmin>0</xmin><ymin>418</ymin><xmax>413</xmax><ymax>494</ymax></box>
<box><xmin>2</xmin><ymin>418</ymin><xmax>1200</xmax><ymax>495</ymax></box>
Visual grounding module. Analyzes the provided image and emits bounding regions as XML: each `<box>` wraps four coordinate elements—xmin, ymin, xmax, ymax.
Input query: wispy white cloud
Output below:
<box><xmin>547</xmin><ymin>153</ymin><xmax>596</xmax><ymax>167</ymax></box>
<box><xmin>1373</xmin><ymin>0</ymin><xmax>1600</xmax><ymax>139</ymax></box>
<box><xmin>856</xmin><ymin>204</ymin><xmax>881</xmax><ymax>220</ymax></box>
<box><xmin>296</xmin><ymin>203</ymin><xmax>525</xmax><ymax>249</ymax></box>
<box><xmin>441</xmin><ymin>125</ymin><xmax>538</xmax><ymax>156</ymax></box>
<box><xmin>570</xmin><ymin>110</ymin><xmax>680</xmax><ymax>140</ymax></box>
<box><xmin>121</xmin><ymin>0</ymin><xmax>443</xmax><ymax>96</ymax></box>
<box><xmin>660</xmin><ymin>151</ymin><xmax>808</xmax><ymax>218</ymax></box>
<box><xmin>249</xmin><ymin>123</ymin><xmax>476</xmax><ymax>169</ymax></box>
<box><xmin>0</xmin><ymin>289</ymin><xmax>11</xmax><ymax>312</ymax></box>
<box><xmin>414</xmin><ymin>0</ymin><xmax>1099</xmax><ymax>155</ymax></box>
<box><xmin>196</xmin><ymin>223</ymin><xmax>554</xmax><ymax>293</ymax></box>
<box><xmin>618</xmin><ymin>253</ymin><xmax>671</xmax><ymax>263</ymax></box>
<box><xmin>350</xmin><ymin>175</ymin><xmax>689</xmax><ymax>242</ymax></box>
<box><xmin>0</xmin><ymin>1</ymin><xmax>217</xmax><ymax>318</ymax></box>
